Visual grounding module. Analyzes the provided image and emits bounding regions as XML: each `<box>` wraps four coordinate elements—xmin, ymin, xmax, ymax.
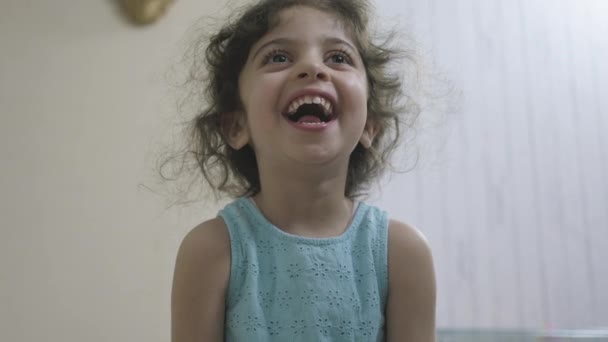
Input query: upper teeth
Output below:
<box><xmin>286</xmin><ymin>95</ymin><xmax>333</xmax><ymax>116</ymax></box>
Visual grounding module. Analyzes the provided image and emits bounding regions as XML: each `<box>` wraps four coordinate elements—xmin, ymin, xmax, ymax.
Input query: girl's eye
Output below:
<box><xmin>271</xmin><ymin>54</ymin><xmax>288</xmax><ymax>63</ymax></box>
<box><xmin>263</xmin><ymin>50</ymin><xmax>290</xmax><ymax>64</ymax></box>
<box><xmin>327</xmin><ymin>51</ymin><xmax>353</xmax><ymax>65</ymax></box>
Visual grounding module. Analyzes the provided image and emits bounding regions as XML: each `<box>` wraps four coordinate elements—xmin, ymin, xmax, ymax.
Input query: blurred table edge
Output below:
<box><xmin>437</xmin><ymin>328</ymin><xmax>608</xmax><ymax>340</ymax></box>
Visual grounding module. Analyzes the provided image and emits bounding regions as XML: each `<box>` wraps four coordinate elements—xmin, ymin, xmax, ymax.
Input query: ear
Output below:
<box><xmin>359</xmin><ymin>119</ymin><xmax>378</xmax><ymax>148</ymax></box>
<box><xmin>222</xmin><ymin>111</ymin><xmax>250</xmax><ymax>150</ymax></box>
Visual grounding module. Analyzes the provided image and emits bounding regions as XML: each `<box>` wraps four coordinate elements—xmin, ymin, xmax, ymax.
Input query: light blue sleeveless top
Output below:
<box><xmin>219</xmin><ymin>197</ymin><xmax>389</xmax><ymax>342</ymax></box>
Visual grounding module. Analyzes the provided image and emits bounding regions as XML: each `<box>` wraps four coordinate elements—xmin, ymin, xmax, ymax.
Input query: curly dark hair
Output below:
<box><xmin>177</xmin><ymin>0</ymin><xmax>420</xmax><ymax>199</ymax></box>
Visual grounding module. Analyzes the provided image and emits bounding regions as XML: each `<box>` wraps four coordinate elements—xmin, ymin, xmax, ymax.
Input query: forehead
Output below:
<box><xmin>253</xmin><ymin>6</ymin><xmax>356</xmax><ymax>49</ymax></box>
<box><xmin>275</xmin><ymin>6</ymin><xmax>346</xmax><ymax>30</ymax></box>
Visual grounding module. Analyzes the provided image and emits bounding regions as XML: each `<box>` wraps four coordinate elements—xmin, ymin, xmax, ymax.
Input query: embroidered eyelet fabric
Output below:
<box><xmin>219</xmin><ymin>197</ymin><xmax>389</xmax><ymax>342</ymax></box>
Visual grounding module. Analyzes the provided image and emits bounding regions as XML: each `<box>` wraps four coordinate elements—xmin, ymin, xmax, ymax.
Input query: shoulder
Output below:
<box><xmin>387</xmin><ymin>219</ymin><xmax>435</xmax><ymax>292</ymax></box>
<box><xmin>387</xmin><ymin>219</ymin><xmax>433</xmax><ymax>264</ymax></box>
<box><xmin>387</xmin><ymin>219</ymin><xmax>435</xmax><ymax>290</ymax></box>
<box><xmin>177</xmin><ymin>217</ymin><xmax>231</xmax><ymax>261</ymax></box>
<box><xmin>386</xmin><ymin>219</ymin><xmax>436</xmax><ymax>341</ymax></box>
<box><xmin>171</xmin><ymin>218</ymin><xmax>231</xmax><ymax>341</ymax></box>
<box><xmin>173</xmin><ymin>217</ymin><xmax>231</xmax><ymax>288</ymax></box>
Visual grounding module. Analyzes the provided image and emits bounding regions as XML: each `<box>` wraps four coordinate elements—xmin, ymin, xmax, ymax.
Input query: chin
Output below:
<box><xmin>287</xmin><ymin>147</ymin><xmax>348</xmax><ymax>167</ymax></box>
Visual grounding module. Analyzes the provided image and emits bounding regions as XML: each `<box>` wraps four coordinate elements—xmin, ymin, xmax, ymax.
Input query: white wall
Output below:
<box><xmin>1</xmin><ymin>0</ymin><xmax>606</xmax><ymax>341</ymax></box>
<box><xmin>0</xmin><ymin>1</ymin><xmax>227</xmax><ymax>341</ymax></box>
<box><xmin>373</xmin><ymin>0</ymin><xmax>608</xmax><ymax>329</ymax></box>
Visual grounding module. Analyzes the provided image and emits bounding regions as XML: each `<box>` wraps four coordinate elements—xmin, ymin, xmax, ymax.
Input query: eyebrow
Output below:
<box><xmin>250</xmin><ymin>37</ymin><xmax>358</xmax><ymax>61</ymax></box>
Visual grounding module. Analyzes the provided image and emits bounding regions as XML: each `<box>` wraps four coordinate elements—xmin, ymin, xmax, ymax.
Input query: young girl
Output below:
<box><xmin>171</xmin><ymin>0</ymin><xmax>436</xmax><ymax>341</ymax></box>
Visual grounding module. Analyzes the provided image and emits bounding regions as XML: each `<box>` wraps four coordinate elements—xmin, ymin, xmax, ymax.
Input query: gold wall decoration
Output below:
<box><xmin>119</xmin><ymin>0</ymin><xmax>176</xmax><ymax>25</ymax></box>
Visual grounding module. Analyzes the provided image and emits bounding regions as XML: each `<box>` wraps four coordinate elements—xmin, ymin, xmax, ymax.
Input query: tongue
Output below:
<box><xmin>297</xmin><ymin>115</ymin><xmax>322</xmax><ymax>123</ymax></box>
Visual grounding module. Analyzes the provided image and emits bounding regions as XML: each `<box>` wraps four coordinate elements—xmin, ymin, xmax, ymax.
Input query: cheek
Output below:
<box><xmin>344</xmin><ymin>71</ymin><xmax>368</xmax><ymax>93</ymax></box>
<box><xmin>342</xmin><ymin>76</ymin><xmax>369</xmax><ymax>110</ymax></box>
<box><xmin>241</xmin><ymin>73</ymin><xmax>283</xmax><ymax>108</ymax></box>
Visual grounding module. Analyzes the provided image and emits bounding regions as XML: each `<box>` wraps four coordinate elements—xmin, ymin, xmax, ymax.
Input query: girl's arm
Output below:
<box><xmin>171</xmin><ymin>218</ymin><xmax>231</xmax><ymax>342</ymax></box>
<box><xmin>386</xmin><ymin>220</ymin><xmax>437</xmax><ymax>342</ymax></box>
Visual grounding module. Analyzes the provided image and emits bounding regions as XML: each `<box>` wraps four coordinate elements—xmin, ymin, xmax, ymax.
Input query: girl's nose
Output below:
<box><xmin>295</xmin><ymin>62</ymin><xmax>330</xmax><ymax>82</ymax></box>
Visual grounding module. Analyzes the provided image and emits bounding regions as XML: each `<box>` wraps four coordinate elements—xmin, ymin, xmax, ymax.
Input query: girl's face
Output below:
<box><xmin>233</xmin><ymin>6</ymin><xmax>374</xmax><ymax>171</ymax></box>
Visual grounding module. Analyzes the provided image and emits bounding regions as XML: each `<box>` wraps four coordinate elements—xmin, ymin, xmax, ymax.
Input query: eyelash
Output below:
<box><xmin>327</xmin><ymin>49</ymin><xmax>354</xmax><ymax>65</ymax></box>
<box><xmin>261</xmin><ymin>49</ymin><xmax>355</xmax><ymax>65</ymax></box>
<box><xmin>262</xmin><ymin>49</ymin><xmax>291</xmax><ymax>65</ymax></box>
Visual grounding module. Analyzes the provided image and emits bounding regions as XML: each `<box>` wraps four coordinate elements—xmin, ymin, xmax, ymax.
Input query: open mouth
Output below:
<box><xmin>286</xmin><ymin>103</ymin><xmax>333</xmax><ymax>123</ymax></box>
<box><xmin>283</xmin><ymin>95</ymin><xmax>336</xmax><ymax>124</ymax></box>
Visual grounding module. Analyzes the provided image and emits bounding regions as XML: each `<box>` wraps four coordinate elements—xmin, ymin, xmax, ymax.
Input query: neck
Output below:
<box><xmin>253</xmin><ymin>162</ymin><xmax>355</xmax><ymax>238</ymax></box>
